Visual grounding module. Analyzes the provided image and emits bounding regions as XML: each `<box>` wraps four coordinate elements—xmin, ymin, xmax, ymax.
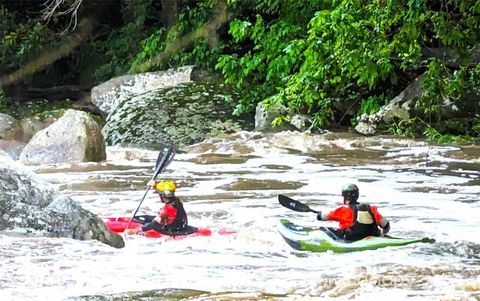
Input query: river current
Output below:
<box><xmin>1</xmin><ymin>131</ymin><xmax>479</xmax><ymax>300</ymax></box>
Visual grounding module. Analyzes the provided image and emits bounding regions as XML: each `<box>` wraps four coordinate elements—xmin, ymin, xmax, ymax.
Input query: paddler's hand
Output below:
<box><xmin>147</xmin><ymin>180</ymin><xmax>156</xmax><ymax>187</ymax></box>
<box><xmin>154</xmin><ymin>216</ymin><xmax>163</xmax><ymax>224</ymax></box>
<box><xmin>125</xmin><ymin>228</ymin><xmax>142</xmax><ymax>235</ymax></box>
<box><xmin>381</xmin><ymin>221</ymin><xmax>390</xmax><ymax>236</ymax></box>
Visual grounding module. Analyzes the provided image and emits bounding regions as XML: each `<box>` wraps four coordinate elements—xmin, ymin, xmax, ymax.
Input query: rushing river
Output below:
<box><xmin>1</xmin><ymin>131</ymin><xmax>479</xmax><ymax>301</ymax></box>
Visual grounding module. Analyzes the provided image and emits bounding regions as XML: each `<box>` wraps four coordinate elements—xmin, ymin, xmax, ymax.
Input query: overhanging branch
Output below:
<box><xmin>40</xmin><ymin>0</ymin><xmax>84</xmax><ymax>31</ymax></box>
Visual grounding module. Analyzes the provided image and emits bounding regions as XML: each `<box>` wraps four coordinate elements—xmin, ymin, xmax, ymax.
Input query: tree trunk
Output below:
<box><xmin>161</xmin><ymin>0</ymin><xmax>180</xmax><ymax>28</ymax></box>
<box><xmin>7</xmin><ymin>85</ymin><xmax>89</xmax><ymax>102</ymax></box>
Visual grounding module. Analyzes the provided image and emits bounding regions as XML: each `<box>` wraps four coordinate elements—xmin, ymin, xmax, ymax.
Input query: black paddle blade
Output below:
<box><xmin>128</xmin><ymin>145</ymin><xmax>175</xmax><ymax>229</ymax></box>
<box><xmin>155</xmin><ymin>147</ymin><xmax>167</xmax><ymax>169</ymax></box>
<box><xmin>278</xmin><ymin>194</ymin><xmax>317</xmax><ymax>213</ymax></box>
<box><xmin>155</xmin><ymin>144</ymin><xmax>174</xmax><ymax>169</ymax></box>
<box><xmin>153</xmin><ymin>144</ymin><xmax>175</xmax><ymax>179</ymax></box>
<box><xmin>163</xmin><ymin>148</ymin><xmax>176</xmax><ymax>170</ymax></box>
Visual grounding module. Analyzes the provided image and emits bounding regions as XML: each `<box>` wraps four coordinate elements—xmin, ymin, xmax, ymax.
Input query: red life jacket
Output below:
<box><xmin>159</xmin><ymin>196</ymin><xmax>188</xmax><ymax>232</ymax></box>
<box><xmin>326</xmin><ymin>203</ymin><xmax>382</xmax><ymax>240</ymax></box>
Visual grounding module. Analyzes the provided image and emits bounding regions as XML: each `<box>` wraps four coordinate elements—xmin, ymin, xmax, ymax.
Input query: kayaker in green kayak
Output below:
<box><xmin>125</xmin><ymin>180</ymin><xmax>191</xmax><ymax>235</ymax></box>
<box><xmin>316</xmin><ymin>183</ymin><xmax>390</xmax><ymax>241</ymax></box>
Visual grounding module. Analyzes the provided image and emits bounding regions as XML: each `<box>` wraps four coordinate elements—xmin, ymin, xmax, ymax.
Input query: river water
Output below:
<box><xmin>1</xmin><ymin>131</ymin><xmax>479</xmax><ymax>300</ymax></box>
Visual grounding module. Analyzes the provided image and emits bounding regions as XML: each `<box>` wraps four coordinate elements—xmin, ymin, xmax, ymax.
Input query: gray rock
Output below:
<box><xmin>355</xmin><ymin>76</ymin><xmax>422</xmax><ymax>135</ymax></box>
<box><xmin>290</xmin><ymin>114</ymin><xmax>312</xmax><ymax>132</ymax></box>
<box><xmin>0</xmin><ymin>151</ymin><xmax>124</xmax><ymax>248</ymax></box>
<box><xmin>20</xmin><ymin>116</ymin><xmax>54</xmax><ymax>142</ymax></box>
<box><xmin>0</xmin><ymin>139</ymin><xmax>24</xmax><ymax>159</ymax></box>
<box><xmin>0</xmin><ymin>113</ymin><xmax>21</xmax><ymax>140</ymax></box>
<box><xmin>102</xmin><ymin>82</ymin><xmax>251</xmax><ymax>148</ymax></box>
<box><xmin>254</xmin><ymin>101</ymin><xmax>292</xmax><ymax>132</ymax></box>
<box><xmin>91</xmin><ymin>66</ymin><xmax>196</xmax><ymax>116</ymax></box>
<box><xmin>355</xmin><ymin>73</ymin><xmax>480</xmax><ymax>136</ymax></box>
<box><xmin>19</xmin><ymin>109</ymin><xmax>106</xmax><ymax>165</ymax></box>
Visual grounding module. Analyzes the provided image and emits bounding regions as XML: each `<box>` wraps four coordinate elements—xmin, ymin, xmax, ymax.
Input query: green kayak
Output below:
<box><xmin>278</xmin><ymin>218</ymin><xmax>435</xmax><ymax>253</ymax></box>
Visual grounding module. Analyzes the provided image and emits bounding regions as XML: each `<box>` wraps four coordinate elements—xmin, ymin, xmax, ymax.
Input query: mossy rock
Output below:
<box><xmin>102</xmin><ymin>82</ymin><xmax>253</xmax><ymax>148</ymax></box>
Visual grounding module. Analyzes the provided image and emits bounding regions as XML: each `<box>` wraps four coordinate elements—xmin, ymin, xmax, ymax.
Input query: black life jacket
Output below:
<box><xmin>343</xmin><ymin>203</ymin><xmax>380</xmax><ymax>241</ymax></box>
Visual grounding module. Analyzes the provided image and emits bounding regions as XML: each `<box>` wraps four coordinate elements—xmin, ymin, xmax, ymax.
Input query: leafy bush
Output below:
<box><xmin>217</xmin><ymin>0</ymin><xmax>480</xmax><ymax>138</ymax></box>
<box><xmin>0</xmin><ymin>7</ymin><xmax>55</xmax><ymax>82</ymax></box>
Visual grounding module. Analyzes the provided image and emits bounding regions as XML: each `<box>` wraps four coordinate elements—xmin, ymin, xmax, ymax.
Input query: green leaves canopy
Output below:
<box><xmin>217</xmin><ymin>0</ymin><xmax>480</xmax><ymax>135</ymax></box>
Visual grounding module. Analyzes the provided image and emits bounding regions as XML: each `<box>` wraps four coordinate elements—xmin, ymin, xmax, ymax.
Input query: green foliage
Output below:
<box><xmin>87</xmin><ymin>0</ymin><xmax>166</xmax><ymax>82</ymax></box>
<box><xmin>422</xmin><ymin>124</ymin><xmax>474</xmax><ymax>144</ymax></box>
<box><xmin>217</xmin><ymin>0</ymin><xmax>430</xmax><ymax>126</ymax></box>
<box><xmin>1</xmin><ymin>0</ymin><xmax>480</xmax><ymax>141</ymax></box>
<box><xmin>424</xmin><ymin>128</ymin><xmax>475</xmax><ymax>144</ymax></box>
<box><xmin>276</xmin><ymin>0</ymin><xmax>426</xmax><ymax>124</ymax></box>
<box><xmin>0</xmin><ymin>7</ymin><xmax>54</xmax><ymax>77</ymax></box>
<box><xmin>272</xmin><ymin>115</ymin><xmax>290</xmax><ymax>127</ymax></box>
<box><xmin>387</xmin><ymin>118</ymin><xmax>416</xmax><ymax>138</ymax></box>
<box><xmin>436</xmin><ymin>135</ymin><xmax>475</xmax><ymax>144</ymax></box>
<box><xmin>217</xmin><ymin>0</ymin><xmax>480</xmax><ymax>138</ymax></box>
<box><xmin>91</xmin><ymin>26</ymin><xmax>144</xmax><ymax>82</ymax></box>
<box><xmin>419</xmin><ymin>61</ymin><xmax>480</xmax><ymax>130</ymax></box>
<box><xmin>128</xmin><ymin>27</ymin><xmax>167</xmax><ymax>73</ymax></box>
<box><xmin>351</xmin><ymin>95</ymin><xmax>385</xmax><ymax>126</ymax></box>
<box><xmin>393</xmin><ymin>117</ymin><xmax>480</xmax><ymax>144</ymax></box>
<box><xmin>422</xmin><ymin>124</ymin><xmax>441</xmax><ymax>141</ymax></box>
<box><xmin>216</xmin><ymin>10</ymin><xmax>309</xmax><ymax>115</ymax></box>
<box><xmin>171</xmin><ymin>39</ymin><xmax>221</xmax><ymax>70</ymax></box>
<box><xmin>0</xmin><ymin>88</ymin><xmax>7</xmax><ymax>112</ymax></box>
<box><xmin>92</xmin><ymin>0</ymin><xmax>163</xmax><ymax>82</ymax></box>
<box><xmin>130</xmin><ymin>0</ymin><xmax>220</xmax><ymax>73</ymax></box>
<box><xmin>430</xmin><ymin>2</ymin><xmax>480</xmax><ymax>48</ymax></box>
<box><xmin>359</xmin><ymin>96</ymin><xmax>383</xmax><ymax>116</ymax></box>
<box><xmin>473</xmin><ymin>117</ymin><xmax>480</xmax><ymax>136</ymax></box>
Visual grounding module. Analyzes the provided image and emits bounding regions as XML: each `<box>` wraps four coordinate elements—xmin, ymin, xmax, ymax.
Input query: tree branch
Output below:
<box><xmin>40</xmin><ymin>0</ymin><xmax>84</xmax><ymax>31</ymax></box>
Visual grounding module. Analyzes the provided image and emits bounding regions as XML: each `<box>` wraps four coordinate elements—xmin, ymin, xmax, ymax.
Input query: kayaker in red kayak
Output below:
<box><xmin>125</xmin><ymin>180</ymin><xmax>192</xmax><ymax>235</ymax></box>
<box><xmin>316</xmin><ymin>183</ymin><xmax>390</xmax><ymax>240</ymax></box>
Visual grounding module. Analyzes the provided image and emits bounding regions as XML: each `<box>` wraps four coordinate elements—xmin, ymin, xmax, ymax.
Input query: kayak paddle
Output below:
<box><xmin>126</xmin><ymin>144</ymin><xmax>176</xmax><ymax>230</ymax></box>
<box><xmin>278</xmin><ymin>194</ymin><xmax>320</xmax><ymax>214</ymax></box>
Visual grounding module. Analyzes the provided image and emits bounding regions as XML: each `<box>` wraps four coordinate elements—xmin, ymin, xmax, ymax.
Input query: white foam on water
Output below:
<box><xmin>2</xmin><ymin>137</ymin><xmax>479</xmax><ymax>300</ymax></box>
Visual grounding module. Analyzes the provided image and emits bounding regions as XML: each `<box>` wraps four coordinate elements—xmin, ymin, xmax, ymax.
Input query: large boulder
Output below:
<box><xmin>91</xmin><ymin>65</ymin><xmax>196</xmax><ymax>116</ymax></box>
<box><xmin>0</xmin><ymin>151</ymin><xmax>124</xmax><ymax>248</ymax></box>
<box><xmin>355</xmin><ymin>72</ymin><xmax>480</xmax><ymax>136</ymax></box>
<box><xmin>102</xmin><ymin>81</ymin><xmax>253</xmax><ymax>148</ymax></box>
<box><xmin>254</xmin><ymin>101</ymin><xmax>291</xmax><ymax>132</ymax></box>
<box><xmin>355</xmin><ymin>76</ymin><xmax>422</xmax><ymax>135</ymax></box>
<box><xmin>0</xmin><ymin>113</ymin><xmax>25</xmax><ymax>159</ymax></box>
<box><xmin>254</xmin><ymin>102</ymin><xmax>312</xmax><ymax>133</ymax></box>
<box><xmin>19</xmin><ymin>109</ymin><xmax>106</xmax><ymax>165</ymax></box>
<box><xmin>20</xmin><ymin>115</ymin><xmax>58</xmax><ymax>142</ymax></box>
<box><xmin>0</xmin><ymin>139</ymin><xmax>24</xmax><ymax>160</ymax></box>
<box><xmin>0</xmin><ymin>112</ymin><xmax>22</xmax><ymax>140</ymax></box>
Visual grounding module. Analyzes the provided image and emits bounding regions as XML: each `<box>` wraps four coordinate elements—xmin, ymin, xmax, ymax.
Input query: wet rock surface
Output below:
<box><xmin>0</xmin><ymin>151</ymin><xmax>124</xmax><ymax>248</ymax></box>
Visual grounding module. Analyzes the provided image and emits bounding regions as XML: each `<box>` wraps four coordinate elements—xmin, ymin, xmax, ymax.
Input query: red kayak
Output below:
<box><xmin>103</xmin><ymin>217</ymin><xmax>235</xmax><ymax>239</ymax></box>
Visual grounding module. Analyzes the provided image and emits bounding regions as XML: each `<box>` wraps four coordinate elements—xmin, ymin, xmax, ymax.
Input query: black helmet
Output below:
<box><xmin>342</xmin><ymin>183</ymin><xmax>359</xmax><ymax>203</ymax></box>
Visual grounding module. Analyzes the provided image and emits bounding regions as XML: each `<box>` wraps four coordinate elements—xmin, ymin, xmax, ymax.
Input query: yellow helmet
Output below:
<box><xmin>155</xmin><ymin>180</ymin><xmax>176</xmax><ymax>195</ymax></box>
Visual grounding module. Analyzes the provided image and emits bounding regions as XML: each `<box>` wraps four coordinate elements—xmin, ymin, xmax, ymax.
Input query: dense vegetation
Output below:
<box><xmin>1</xmin><ymin>0</ymin><xmax>479</xmax><ymax>142</ymax></box>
